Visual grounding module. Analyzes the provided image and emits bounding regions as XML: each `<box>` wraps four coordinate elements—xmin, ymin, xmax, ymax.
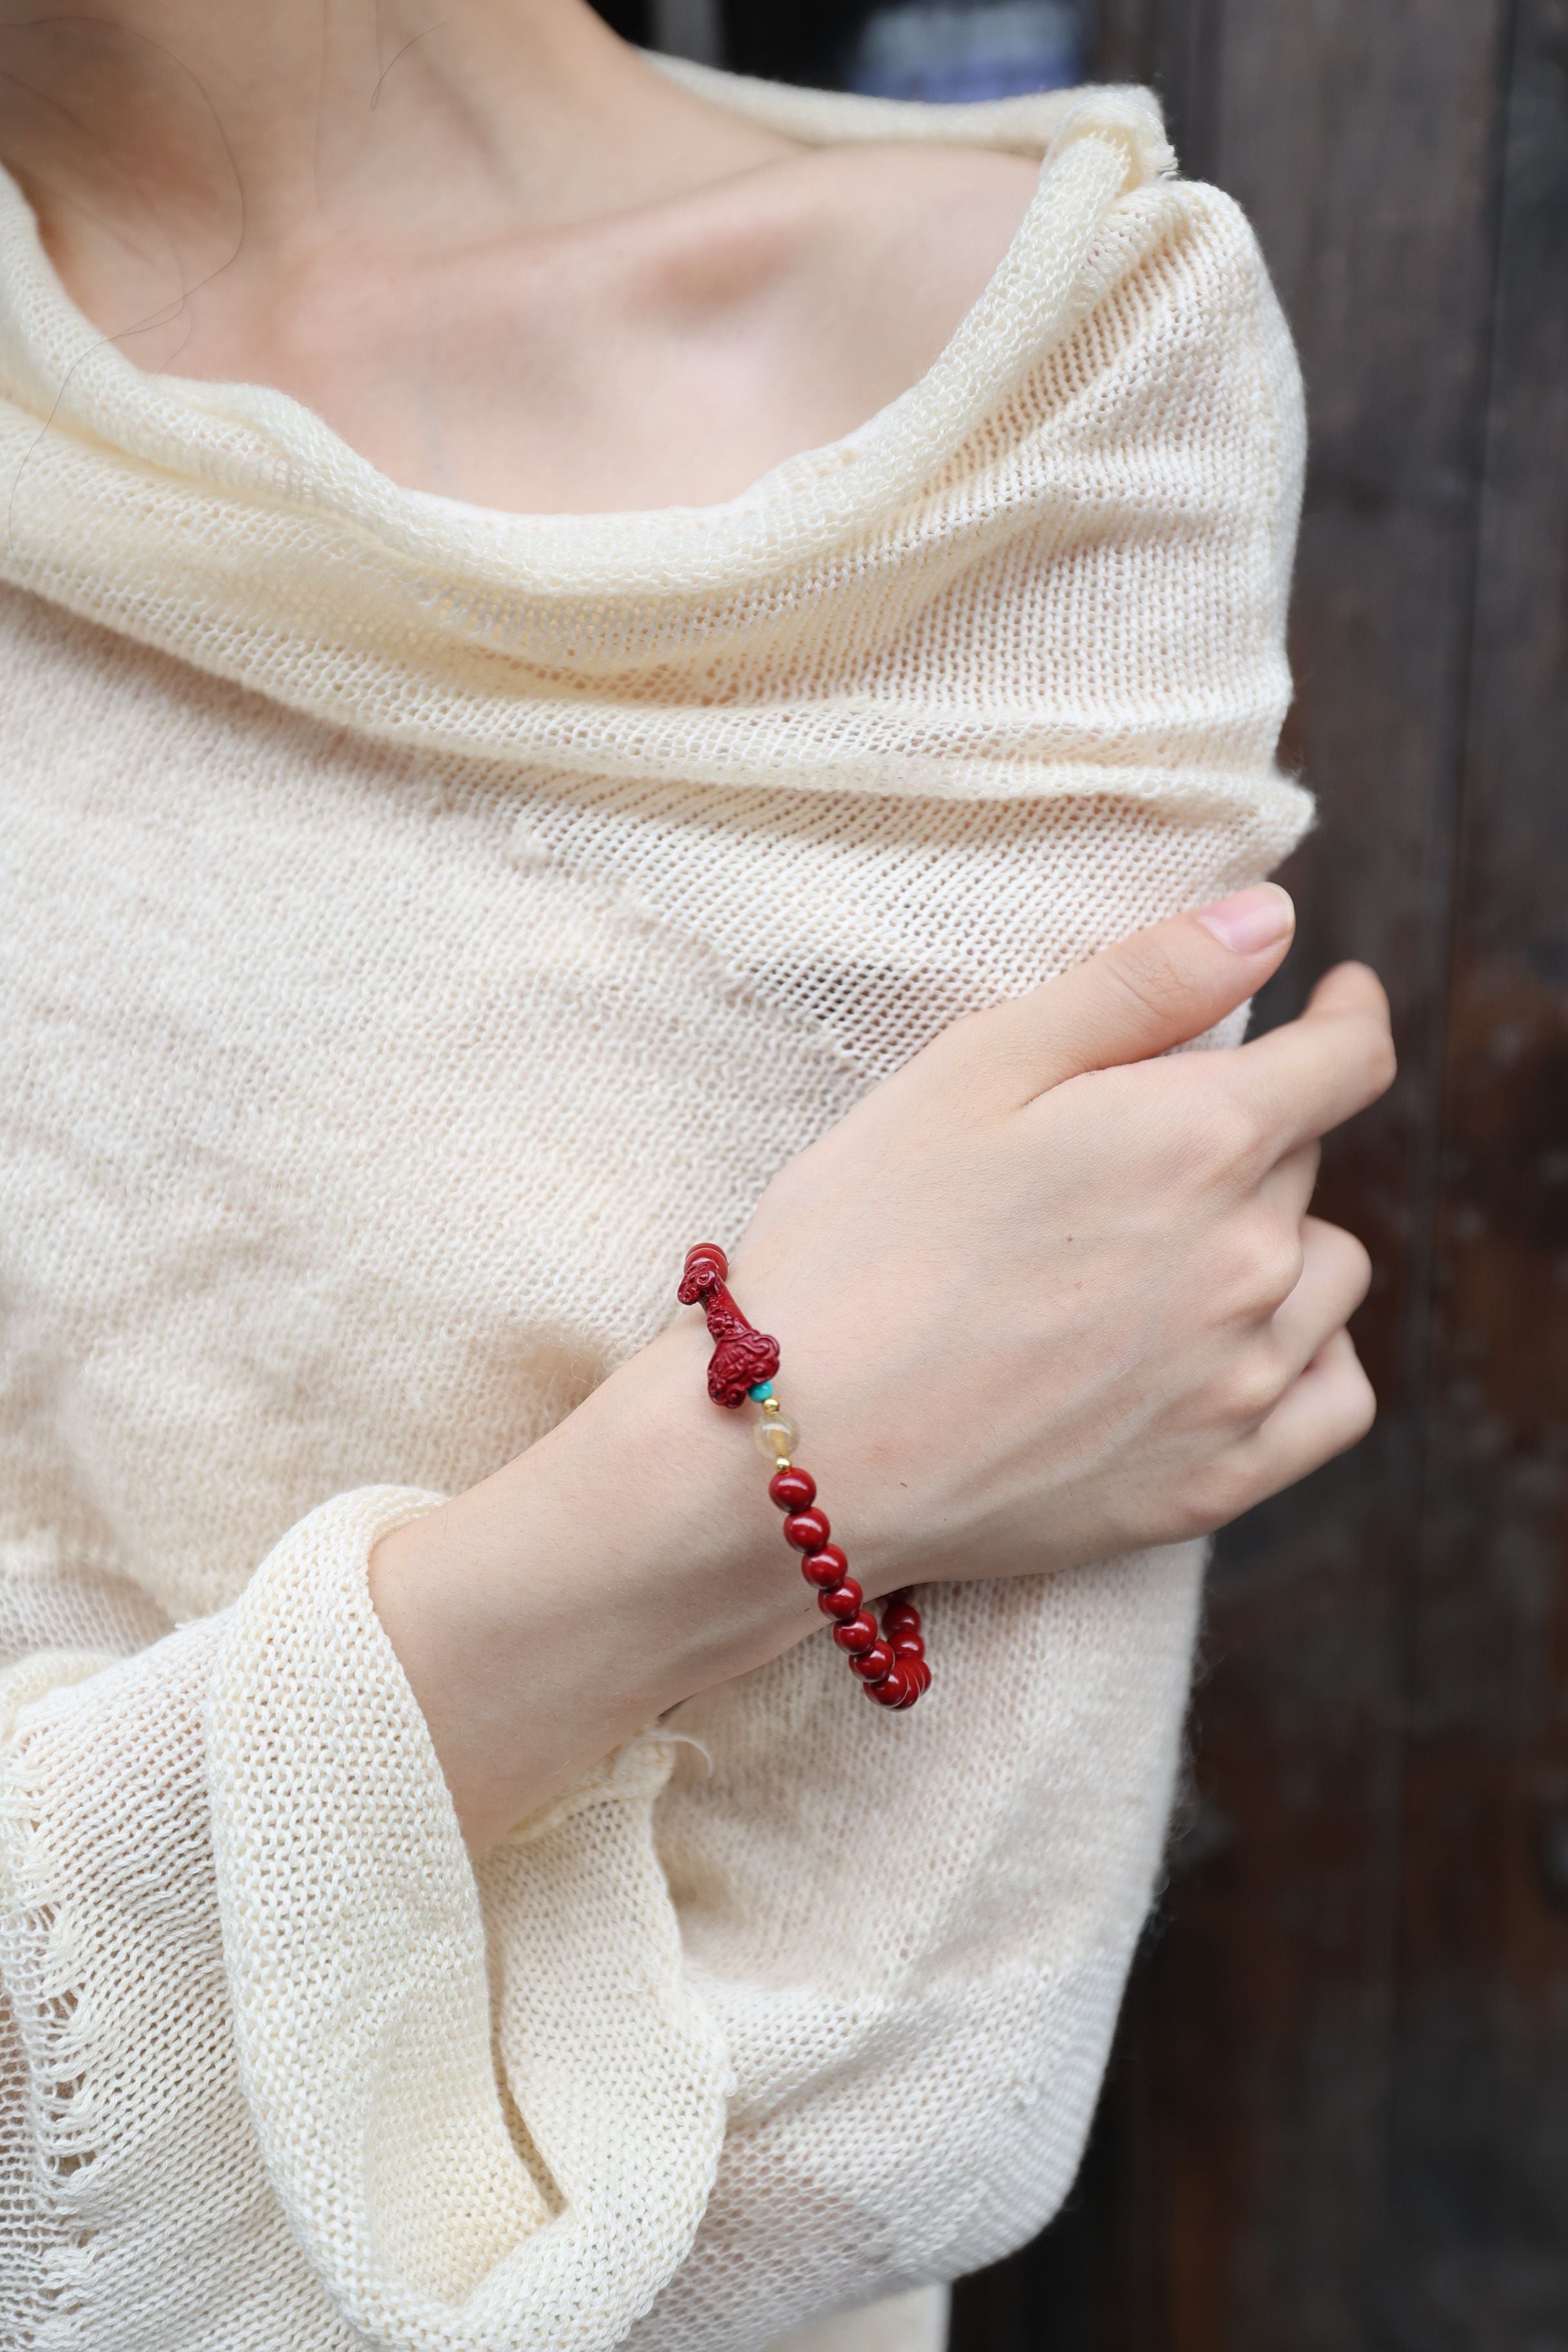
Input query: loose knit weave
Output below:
<box><xmin>0</xmin><ymin>66</ymin><xmax>1309</xmax><ymax>2352</ymax></box>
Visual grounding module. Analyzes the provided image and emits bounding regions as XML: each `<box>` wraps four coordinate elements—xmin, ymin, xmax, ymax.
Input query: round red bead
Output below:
<box><xmin>868</xmin><ymin>1666</ymin><xmax>910</xmax><ymax>1707</ymax></box>
<box><xmin>850</xmin><ymin>1640</ymin><xmax>894</xmax><ymax>1683</ymax></box>
<box><xmin>883</xmin><ymin>1603</ymin><xmax>921</xmax><ymax>1641</ymax></box>
<box><xmin>833</xmin><ymin>1612</ymin><xmax>878</xmax><ymax>1656</ymax></box>
<box><xmin>783</xmin><ymin>1508</ymin><xmax>830</xmax><ymax>1552</ymax></box>
<box><xmin>769</xmin><ymin>1467</ymin><xmax>816</xmax><ymax>1513</ymax></box>
<box><xmin>889</xmin><ymin>1632</ymin><xmax>925</xmax><ymax>1660</ymax></box>
<box><xmin>819</xmin><ymin>1578</ymin><xmax>863</xmax><ymax>1622</ymax></box>
<box><xmin>800</xmin><ymin>1544</ymin><xmax>848</xmax><ymax>1589</ymax></box>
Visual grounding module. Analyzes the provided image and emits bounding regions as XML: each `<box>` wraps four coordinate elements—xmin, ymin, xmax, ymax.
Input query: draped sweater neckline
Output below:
<box><xmin>0</xmin><ymin>69</ymin><xmax>1306</xmax><ymax>838</ymax></box>
<box><xmin>0</xmin><ymin>70</ymin><xmax>1171</xmax><ymax>580</ymax></box>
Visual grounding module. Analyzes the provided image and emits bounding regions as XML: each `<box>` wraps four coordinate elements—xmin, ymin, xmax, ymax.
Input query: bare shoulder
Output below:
<box><xmin>647</xmin><ymin>136</ymin><xmax>1038</xmax><ymax>321</ymax></box>
<box><xmin>799</xmin><ymin>141</ymin><xmax>1042</xmax><ymax>306</ymax></box>
<box><xmin>739</xmin><ymin>141</ymin><xmax>1041</xmax><ymax>418</ymax></box>
<box><xmin>514</xmin><ymin>132</ymin><xmax>1044</xmax><ymax>507</ymax></box>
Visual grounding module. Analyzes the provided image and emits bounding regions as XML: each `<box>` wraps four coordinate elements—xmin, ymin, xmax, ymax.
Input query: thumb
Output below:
<box><xmin>975</xmin><ymin>883</ymin><xmax>1297</xmax><ymax>1099</ymax></box>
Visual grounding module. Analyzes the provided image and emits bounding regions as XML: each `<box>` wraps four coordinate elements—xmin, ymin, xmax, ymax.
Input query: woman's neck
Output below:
<box><xmin>0</xmin><ymin>0</ymin><xmax>1038</xmax><ymax>516</ymax></box>
<box><xmin>0</xmin><ymin>0</ymin><xmax>788</xmax><ymax>340</ymax></box>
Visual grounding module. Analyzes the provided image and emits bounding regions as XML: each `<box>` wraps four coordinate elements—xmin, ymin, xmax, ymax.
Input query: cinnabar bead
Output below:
<box><xmin>850</xmin><ymin>1640</ymin><xmax>894</xmax><ymax>1683</ymax></box>
<box><xmin>882</xmin><ymin>1602</ymin><xmax>921</xmax><ymax>1641</ymax></box>
<box><xmin>769</xmin><ymin>1467</ymin><xmax>817</xmax><ymax>1513</ymax></box>
<box><xmin>868</xmin><ymin>1667</ymin><xmax>910</xmax><ymax>1706</ymax></box>
<box><xmin>905</xmin><ymin>1659</ymin><xmax>932</xmax><ymax>1696</ymax></box>
<box><xmin>890</xmin><ymin>1632</ymin><xmax>925</xmax><ymax>1660</ymax></box>
<box><xmin>833</xmin><ymin>1612</ymin><xmax>878</xmax><ymax>1655</ymax></box>
<box><xmin>819</xmin><ymin>1578</ymin><xmax>863</xmax><ymax>1622</ymax></box>
<box><xmin>801</xmin><ymin>1544</ymin><xmax>848</xmax><ymax>1589</ymax></box>
<box><xmin>783</xmin><ymin>1508</ymin><xmax>830</xmax><ymax>1552</ymax></box>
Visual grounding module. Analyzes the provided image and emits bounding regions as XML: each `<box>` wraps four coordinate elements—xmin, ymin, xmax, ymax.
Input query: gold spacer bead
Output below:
<box><xmin>774</xmin><ymin>1457</ymin><xmax>792</xmax><ymax>1471</ymax></box>
<box><xmin>763</xmin><ymin>1396</ymin><xmax>781</xmax><ymax>1414</ymax></box>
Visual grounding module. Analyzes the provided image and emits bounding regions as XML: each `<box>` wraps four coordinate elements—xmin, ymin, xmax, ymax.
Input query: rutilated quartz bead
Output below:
<box><xmin>752</xmin><ymin>1410</ymin><xmax>799</xmax><ymax>1461</ymax></box>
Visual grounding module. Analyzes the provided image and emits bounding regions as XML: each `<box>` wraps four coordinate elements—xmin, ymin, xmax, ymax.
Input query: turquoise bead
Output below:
<box><xmin>748</xmin><ymin>1380</ymin><xmax>775</xmax><ymax>1402</ymax></box>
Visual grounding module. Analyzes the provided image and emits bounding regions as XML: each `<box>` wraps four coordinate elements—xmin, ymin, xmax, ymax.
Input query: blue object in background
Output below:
<box><xmin>845</xmin><ymin>0</ymin><xmax>1087</xmax><ymax>100</ymax></box>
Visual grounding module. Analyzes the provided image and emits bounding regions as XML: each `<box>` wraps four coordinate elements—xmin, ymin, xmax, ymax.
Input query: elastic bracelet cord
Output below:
<box><xmin>677</xmin><ymin>1244</ymin><xmax>930</xmax><ymax>1711</ymax></box>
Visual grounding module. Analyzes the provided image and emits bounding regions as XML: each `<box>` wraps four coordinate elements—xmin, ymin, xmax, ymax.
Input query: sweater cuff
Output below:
<box><xmin>206</xmin><ymin>1486</ymin><xmax>731</xmax><ymax>2352</ymax></box>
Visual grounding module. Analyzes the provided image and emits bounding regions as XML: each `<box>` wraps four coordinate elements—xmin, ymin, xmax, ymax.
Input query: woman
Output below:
<box><xmin>0</xmin><ymin>6</ymin><xmax>1392</xmax><ymax>2349</ymax></box>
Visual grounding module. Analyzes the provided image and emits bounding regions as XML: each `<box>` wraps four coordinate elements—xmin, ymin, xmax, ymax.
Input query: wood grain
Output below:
<box><xmin>1389</xmin><ymin>1</ymin><xmax>1568</xmax><ymax>2335</ymax></box>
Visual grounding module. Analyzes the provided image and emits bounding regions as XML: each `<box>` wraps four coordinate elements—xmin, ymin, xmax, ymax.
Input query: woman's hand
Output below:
<box><xmin>372</xmin><ymin>884</ymin><xmax>1395</xmax><ymax>1849</ymax></box>
<box><xmin>729</xmin><ymin>881</ymin><xmax>1393</xmax><ymax>1591</ymax></box>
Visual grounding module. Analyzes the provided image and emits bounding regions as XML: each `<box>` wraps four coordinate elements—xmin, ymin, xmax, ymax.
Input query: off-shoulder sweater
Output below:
<box><xmin>0</xmin><ymin>66</ymin><xmax>1309</xmax><ymax>2352</ymax></box>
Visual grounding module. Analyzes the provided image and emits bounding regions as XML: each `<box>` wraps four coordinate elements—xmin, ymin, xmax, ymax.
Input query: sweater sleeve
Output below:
<box><xmin>616</xmin><ymin>1544</ymin><xmax>1204</xmax><ymax>2352</ymax></box>
<box><xmin>0</xmin><ymin>1489</ymin><xmax>731</xmax><ymax>2352</ymax></box>
<box><xmin>0</xmin><ymin>1484</ymin><xmax>1193</xmax><ymax>2352</ymax></box>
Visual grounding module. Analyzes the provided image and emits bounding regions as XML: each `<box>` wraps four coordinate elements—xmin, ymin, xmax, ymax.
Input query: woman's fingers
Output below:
<box><xmin>1258</xmin><ymin>1139</ymin><xmax>1322</xmax><ymax>1229</ymax></box>
<box><xmin>938</xmin><ymin>885</ymin><xmax>1297</xmax><ymax>1106</ymax></box>
<box><xmin>1269</xmin><ymin>1215</ymin><xmax>1372</xmax><ymax>1378</ymax></box>
<box><xmin>1186</xmin><ymin>1230</ymin><xmax>1374</xmax><ymax>1533</ymax></box>
<box><xmin>1231</xmin><ymin>1328</ymin><xmax>1378</xmax><ymax>1508</ymax></box>
<box><xmin>1217</xmin><ymin>961</ymin><xmax>1396</xmax><ymax>1161</ymax></box>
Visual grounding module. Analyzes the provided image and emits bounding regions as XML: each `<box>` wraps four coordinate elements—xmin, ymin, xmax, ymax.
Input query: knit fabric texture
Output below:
<box><xmin>0</xmin><ymin>67</ymin><xmax>1309</xmax><ymax>2352</ymax></box>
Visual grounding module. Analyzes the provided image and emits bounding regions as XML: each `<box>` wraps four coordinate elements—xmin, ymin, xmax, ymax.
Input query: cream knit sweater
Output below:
<box><xmin>0</xmin><ymin>66</ymin><xmax>1309</xmax><ymax>2352</ymax></box>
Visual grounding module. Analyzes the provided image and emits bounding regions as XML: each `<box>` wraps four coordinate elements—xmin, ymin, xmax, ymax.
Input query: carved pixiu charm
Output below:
<box><xmin>677</xmin><ymin>1242</ymin><xmax>781</xmax><ymax>1408</ymax></box>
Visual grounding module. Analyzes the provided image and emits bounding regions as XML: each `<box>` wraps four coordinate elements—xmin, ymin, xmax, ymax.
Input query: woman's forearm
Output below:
<box><xmin>368</xmin><ymin>1317</ymin><xmax>810</xmax><ymax>1851</ymax></box>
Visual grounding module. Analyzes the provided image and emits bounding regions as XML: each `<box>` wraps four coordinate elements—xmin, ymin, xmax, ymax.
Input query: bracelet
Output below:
<box><xmin>677</xmin><ymin>1244</ymin><xmax>931</xmax><ymax>1711</ymax></box>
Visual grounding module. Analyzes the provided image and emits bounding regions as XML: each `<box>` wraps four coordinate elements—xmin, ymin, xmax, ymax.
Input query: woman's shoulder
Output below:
<box><xmin>775</xmin><ymin>135</ymin><xmax>1042</xmax><ymax>286</ymax></box>
<box><xmin>781</xmin><ymin>138</ymin><xmax>1041</xmax><ymax>386</ymax></box>
<box><xmin>626</xmin><ymin>135</ymin><xmax>1039</xmax><ymax>481</ymax></box>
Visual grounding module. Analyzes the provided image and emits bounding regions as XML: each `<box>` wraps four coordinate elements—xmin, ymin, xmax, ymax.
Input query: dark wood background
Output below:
<box><xmin>612</xmin><ymin>2</ymin><xmax>1568</xmax><ymax>2338</ymax></box>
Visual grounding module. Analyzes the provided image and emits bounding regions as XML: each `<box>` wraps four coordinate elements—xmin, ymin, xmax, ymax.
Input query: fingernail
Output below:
<box><xmin>1195</xmin><ymin>884</ymin><xmax>1295</xmax><ymax>954</ymax></box>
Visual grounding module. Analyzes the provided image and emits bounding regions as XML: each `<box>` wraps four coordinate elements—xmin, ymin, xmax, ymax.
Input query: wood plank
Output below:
<box><xmin>1122</xmin><ymin>6</ymin><xmax>1516</xmax><ymax>2343</ymax></box>
<box><xmin>1388</xmin><ymin>0</ymin><xmax>1568</xmax><ymax>2334</ymax></box>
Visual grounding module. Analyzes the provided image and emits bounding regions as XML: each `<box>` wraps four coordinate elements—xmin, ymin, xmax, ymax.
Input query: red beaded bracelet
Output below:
<box><xmin>677</xmin><ymin>1243</ymin><xmax>930</xmax><ymax>1711</ymax></box>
